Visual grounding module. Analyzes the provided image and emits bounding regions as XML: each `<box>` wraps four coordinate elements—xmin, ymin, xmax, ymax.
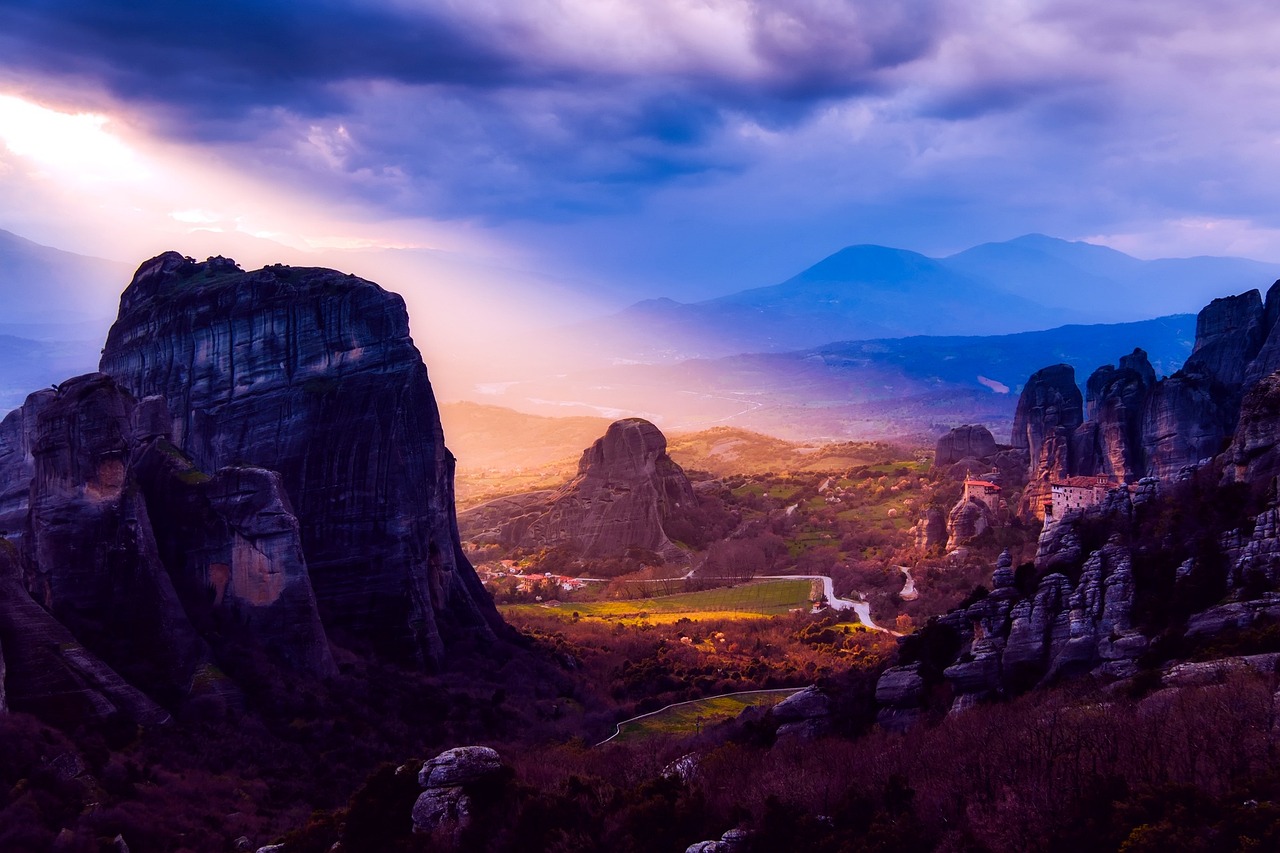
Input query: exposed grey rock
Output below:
<box><xmin>99</xmin><ymin>253</ymin><xmax>504</xmax><ymax>665</ymax></box>
<box><xmin>418</xmin><ymin>746</ymin><xmax>503</xmax><ymax>788</ymax></box>
<box><xmin>412</xmin><ymin>786</ymin><xmax>473</xmax><ymax>838</ymax></box>
<box><xmin>0</xmin><ymin>537</ymin><xmax>169</xmax><ymax>726</ymax></box>
<box><xmin>1224</xmin><ymin>504</ymin><xmax>1280</xmax><ymax>588</ymax></box>
<box><xmin>771</xmin><ymin>685</ymin><xmax>830</xmax><ymax>723</ymax></box>
<box><xmin>685</xmin><ymin>828</ymin><xmax>750</xmax><ymax>853</ymax></box>
<box><xmin>1077</xmin><ymin>350</ymin><xmax>1155</xmax><ymax>481</ymax></box>
<box><xmin>1162</xmin><ymin>653</ymin><xmax>1280</xmax><ymax>688</ymax></box>
<box><xmin>875</xmin><ymin>663</ymin><xmax>926</xmax><ymax>730</ymax></box>
<box><xmin>1183</xmin><ymin>290</ymin><xmax>1266</xmax><ymax>390</ymax></box>
<box><xmin>1185</xmin><ymin>593</ymin><xmax>1280</xmax><ymax>638</ymax></box>
<box><xmin>934</xmin><ymin>425</ymin><xmax>997</xmax><ymax>469</ymax></box>
<box><xmin>1141</xmin><ymin>373</ymin><xmax>1235</xmax><ymax>481</ymax></box>
<box><xmin>991</xmin><ymin>549</ymin><xmax>1016</xmax><ymax>589</ymax></box>
<box><xmin>1036</xmin><ymin>513</ymin><xmax>1084</xmax><ymax>572</ymax></box>
<box><xmin>413</xmin><ymin>746</ymin><xmax>506</xmax><ymax>843</ymax></box>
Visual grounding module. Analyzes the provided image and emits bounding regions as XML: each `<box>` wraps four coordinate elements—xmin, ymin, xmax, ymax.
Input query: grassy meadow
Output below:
<box><xmin>500</xmin><ymin>578</ymin><xmax>817</xmax><ymax>625</ymax></box>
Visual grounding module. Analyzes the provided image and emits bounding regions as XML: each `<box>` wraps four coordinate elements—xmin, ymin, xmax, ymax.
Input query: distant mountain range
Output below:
<box><xmin>0</xmin><ymin>227</ymin><xmax>1265</xmax><ymax>443</ymax></box>
<box><xmin>583</xmin><ymin>234</ymin><xmax>1276</xmax><ymax>360</ymax></box>
<box><xmin>483</xmin><ymin>313</ymin><xmax>1198</xmax><ymax>442</ymax></box>
<box><xmin>0</xmin><ymin>229</ymin><xmax>130</xmax><ymax>410</ymax></box>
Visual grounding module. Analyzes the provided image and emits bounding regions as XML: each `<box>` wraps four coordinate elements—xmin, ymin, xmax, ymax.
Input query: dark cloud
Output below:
<box><xmin>0</xmin><ymin>0</ymin><xmax>951</xmax><ymax>190</ymax></box>
<box><xmin>0</xmin><ymin>0</ymin><xmax>518</xmax><ymax>114</ymax></box>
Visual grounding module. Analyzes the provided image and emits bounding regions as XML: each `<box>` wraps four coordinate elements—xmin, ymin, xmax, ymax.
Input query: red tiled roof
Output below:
<box><xmin>963</xmin><ymin>479</ymin><xmax>1001</xmax><ymax>489</ymax></box>
<box><xmin>1051</xmin><ymin>476</ymin><xmax>1117</xmax><ymax>489</ymax></box>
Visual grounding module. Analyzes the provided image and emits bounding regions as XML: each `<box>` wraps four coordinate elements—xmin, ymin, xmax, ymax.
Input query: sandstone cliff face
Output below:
<box><xmin>1011</xmin><ymin>364</ymin><xmax>1082</xmax><ymax>517</ymax></box>
<box><xmin>461</xmin><ymin>418</ymin><xmax>698</xmax><ymax>561</ymax></box>
<box><xmin>1073</xmin><ymin>350</ymin><xmax>1154</xmax><ymax>481</ymax></box>
<box><xmin>945</xmin><ymin>498</ymin><xmax>995</xmax><ymax>551</ymax></box>
<box><xmin>1222</xmin><ymin>370</ymin><xmax>1280</xmax><ymax>487</ymax></box>
<box><xmin>98</xmin><ymin>253</ymin><xmax>503</xmax><ymax>665</ymax></box>
<box><xmin>23</xmin><ymin>374</ymin><xmax>212</xmax><ymax>699</ymax></box>
<box><xmin>0</xmin><ymin>372</ymin><xmax>337</xmax><ymax>717</ymax></box>
<box><xmin>1182</xmin><ymin>290</ymin><xmax>1266</xmax><ymax>390</ymax></box>
<box><xmin>0</xmin><ymin>539</ymin><xmax>169</xmax><ymax>727</ymax></box>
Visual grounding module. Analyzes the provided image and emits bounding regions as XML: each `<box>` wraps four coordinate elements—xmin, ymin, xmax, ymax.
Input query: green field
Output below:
<box><xmin>501</xmin><ymin>579</ymin><xmax>816</xmax><ymax>624</ymax></box>
<box><xmin>606</xmin><ymin>688</ymin><xmax>803</xmax><ymax>742</ymax></box>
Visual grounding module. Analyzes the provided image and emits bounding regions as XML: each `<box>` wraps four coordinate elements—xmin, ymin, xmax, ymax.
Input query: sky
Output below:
<box><xmin>3</xmin><ymin>0</ymin><xmax>1280</xmax><ymax>309</ymax></box>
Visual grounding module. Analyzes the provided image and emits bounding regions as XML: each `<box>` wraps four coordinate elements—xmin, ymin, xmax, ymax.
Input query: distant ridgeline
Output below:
<box><xmin>881</xmin><ymin>279</ymin><xmax>1280</xmax><ymax>727</ymax></box>
<box><xmin>0</xmin><ymin>253</ymin><xmax>508</xmax><ymax>728</ymax></box>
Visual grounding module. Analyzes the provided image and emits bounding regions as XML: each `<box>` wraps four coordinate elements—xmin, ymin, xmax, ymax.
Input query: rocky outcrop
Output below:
<box><xmin>1073</xmin><ymin>349</ymin><xmax>1155</xmax><ymax>481</ymax></box>
<box><xmin>1140</xmin><ymin>373</ymin><xmax>1234</xmax><ymax>481</ymax></box>
<box><xmin>1222</xmin><ymin>371</ymin><xmax>1280</xmax><ymax>487</ymax></box>
<box><xmin>461</xmin><ymin>418</ymin><xmax>698</xmax><ymax>562</ymax></box>
<box><xmin>912</xmin><ymin>507</ymin><xmax>947</xmax><ymax>551</ymax></box>
<box><xmin>98</xmin><ymin>253</ymin><xmax>503</xmax><ymax>665</ymax></box>
<box><xmin>412</xmin><ymin>746</ymin><xmax>506</xmax><ymax>844</ymax></box>
<box><xmin>946</xmin><ymin>497</ymin><xmax>995</xmax><ymax>550</ymax></box>
<box><xmin>1011</xmin><ymin>364</ymin><xmax>1083</xmax><ymax>518</ymax></box>
<box><xmin>877</xmin><ymin>540</ymin><xmax>1149</xmax><ymax>716</ymax></box>
<box><xmin>0</xmin><ymin>371</ymin><xmax>336</xmax><ymax>716</ymax></box>
<box><xmin>22</xmin><ymin>374</ymin><xmax>213</xmax><ymax>700</ymax></box>
<box><xmin>874</xmin><ymin>662</ymin><xmax>926</xmax><ymax>730</ymax></box>
<box><xmin>771</xmin><ymin>685</ymin><xmax>832</xmax><ymax>739</ymax></box>
<box><xmin>1181</xmin><ymin>290</ymin><xmax>1266</xmax><ymax>390</ymax></box>
<box><xmin>934</xmin><ymin>425</ymin><xmax>997</xmax><ymax>469</ymax></box>
<box><xmin>0</xmin><ymin>539</ymin><xmax>169</xmax><ymax>727</ymax></box>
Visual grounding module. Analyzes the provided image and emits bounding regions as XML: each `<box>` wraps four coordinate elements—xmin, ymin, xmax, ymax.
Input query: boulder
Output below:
<box><xmin>771</xmin><ymin>685</ymin><xmax>830</xmax><ymax>723</ymax></box>
<box><xmin>418</xmin><ymin>746</ymin><xmax>503</xmax><ymax>788</ymax></box>
<box><xmin>412</xmin><ymin>746</ymin><xmax>506</xmax><ymax>843</ymax></box>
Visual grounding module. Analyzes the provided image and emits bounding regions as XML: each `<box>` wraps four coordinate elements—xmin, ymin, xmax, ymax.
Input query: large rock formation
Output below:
<box><xmin>461</xmin><ymin>418</ymin><xmax>698</xmax><ymax>562</ymax></box>
<box><xmin>0</xmin><ymin>538</ymin><xmax>169</xmax><ymax>727</ymax></box>
<box><xmin>1007</xmin><ymin>286</ymin><xmax>1280</xmax><ymax>505</ymax></box>
<box><xmin>98</xmin><ymin>253</ymin><xmax>503</xmax><ymax>665</ymax></box>
<box><xmin>1072</xmin><ymin>349</ymin><xmax>1155</xmax><ymax>481</ymax></box>
<box><xmin>1222</xmin><ymin>370</ymin><xmax>1280</xmax><ymax>487</ymax></box>
<box><xmin>1011</xmin><ymin>364</ymin><xmax>1083</xmax><ymax>517</ymax></box>
<box><xmin>933</xmin><ymin>425</ymin><xmax>998</xmax><ymax>469</ymax></box>
<box><xmin>0</xmin><ymin>372</ymin><xmax>336</xmax><ymax>714</ymax></box>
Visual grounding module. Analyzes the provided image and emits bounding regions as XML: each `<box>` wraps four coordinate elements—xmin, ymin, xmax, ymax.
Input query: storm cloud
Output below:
<box><xmin>3</xmin><ymin>0</ymin><xmax>1280</xmax><ymax>298</ymax></box>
